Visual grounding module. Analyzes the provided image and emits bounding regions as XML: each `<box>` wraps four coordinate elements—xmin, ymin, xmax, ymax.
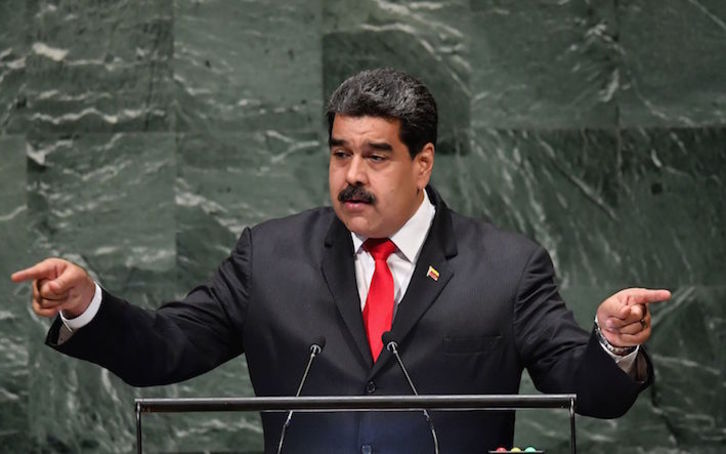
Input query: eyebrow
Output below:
<box><xmin>366</xmin><ymin>142</ymin><xmax>393</xmax><ymax>152</ymax></box>
<box><xmin>328</xmin><ymin>137</ymin><xmax>393</xmax><ymax>152</ymax></box>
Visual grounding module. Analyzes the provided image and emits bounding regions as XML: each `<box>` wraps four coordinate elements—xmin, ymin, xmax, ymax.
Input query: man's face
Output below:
<box><xmin>329</xmin><ymin>114</ymin><xmax>434</xmax><ymax>238</ymax></box>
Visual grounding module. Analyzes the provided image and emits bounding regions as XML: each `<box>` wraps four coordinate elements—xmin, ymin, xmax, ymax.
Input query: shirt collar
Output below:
<box><xmin>352</xmin><ymin>189</ymin><xmax>436</xmax><ymax>262</ymax></box>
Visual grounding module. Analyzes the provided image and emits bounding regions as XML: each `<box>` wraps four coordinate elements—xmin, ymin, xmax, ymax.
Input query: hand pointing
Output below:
<box><xmin>11</xmin><ymin>258</ymin><xmax>95</xmax><ymax>319</ymax></box>
<box><xmin>596</xmin><ymin>287</ymin><xmax>671</xmax><ymax>347</ymax></box>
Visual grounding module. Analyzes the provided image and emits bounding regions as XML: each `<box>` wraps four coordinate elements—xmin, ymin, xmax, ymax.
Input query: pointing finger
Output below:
<box><xmin>11</xmin><ymin>260</ymin><xmax>60</xmax><ymax>283</ymax></box>
<box><xmin>624</xmin><ymin>289</ymin><xmax>672</xmax><ymax>306</ymax></box>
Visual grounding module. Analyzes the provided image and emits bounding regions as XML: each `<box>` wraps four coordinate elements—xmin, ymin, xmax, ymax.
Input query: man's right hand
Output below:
<box><xmin>11</xmin><ymin>258</ymin><xmax>95</xmax><ymax>319</ymax></box>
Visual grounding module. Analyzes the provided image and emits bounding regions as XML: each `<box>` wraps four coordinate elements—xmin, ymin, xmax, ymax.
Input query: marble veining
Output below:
<box><xmin>0</xmin><ymin>0</ymin><xmax>723</xmax><ymax>452</ymax></box>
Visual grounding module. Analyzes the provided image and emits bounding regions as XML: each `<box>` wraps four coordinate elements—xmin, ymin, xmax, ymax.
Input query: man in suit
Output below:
<box><xmin>12</xmin><ymin>68</ymin><xmax>670</xmax><ymax>453</ymax></box>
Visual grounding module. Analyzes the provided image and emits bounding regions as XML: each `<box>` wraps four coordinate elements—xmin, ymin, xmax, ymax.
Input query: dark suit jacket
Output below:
<box><xmin>48</xmin><ymin>187</ymin><xmax>650</xmax><ymax>453</ymax></box>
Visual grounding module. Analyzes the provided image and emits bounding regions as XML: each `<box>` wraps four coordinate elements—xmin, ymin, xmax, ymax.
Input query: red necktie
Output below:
<box><xmin>362</xmin><ymin>238</ymin><xmax>397</xmax><ymax>361</ymax></box>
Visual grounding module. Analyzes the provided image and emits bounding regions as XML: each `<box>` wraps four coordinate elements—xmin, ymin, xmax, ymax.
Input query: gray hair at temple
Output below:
<box><xmin>326</xmin><ymin>68</ymin><xmax>438</xmax><ymax>158</ymax></box>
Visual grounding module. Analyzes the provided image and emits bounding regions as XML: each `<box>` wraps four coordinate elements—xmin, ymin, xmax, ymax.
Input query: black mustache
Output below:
<box><xmin>338</xmin><ymin>185</ymin><xmax>375</xmax><ymax>204</ymax></box>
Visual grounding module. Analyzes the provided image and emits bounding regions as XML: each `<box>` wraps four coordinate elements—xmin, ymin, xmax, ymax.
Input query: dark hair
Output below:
<box><xmin>326</xmin><ymin>68</ymin><xmax>438</xmax><ymax>157</ymax></box>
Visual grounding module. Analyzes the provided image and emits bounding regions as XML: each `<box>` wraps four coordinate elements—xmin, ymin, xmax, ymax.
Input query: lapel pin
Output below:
<box><xmin>426</xmin><ymin>265</ymin><xmax>440</xmax><ymax>281</ymax></box>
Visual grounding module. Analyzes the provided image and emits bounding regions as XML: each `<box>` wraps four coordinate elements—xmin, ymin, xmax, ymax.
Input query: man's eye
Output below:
<box><xmin>368</xmin><ymin>155</ymin><xmax>386</xmax><ymax>162</ymax></box>
<box><xmin>332</xmin><ymin>150</ymin><xmax>349</xmax><ymax>159</ymax></box>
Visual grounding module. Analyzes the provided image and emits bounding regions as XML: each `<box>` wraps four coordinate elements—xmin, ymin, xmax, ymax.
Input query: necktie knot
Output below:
<box><xmin>363</xmin><ymin>238</ymin><xmax>397</xmax><ymax>261</ymax></box>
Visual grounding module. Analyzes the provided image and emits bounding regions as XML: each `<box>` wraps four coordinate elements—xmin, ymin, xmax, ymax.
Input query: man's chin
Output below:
<box><xmin>333</xmin><ymin>203</ymin><xmax>387</xmax><ymax>237</ymax></box>
<box><xmin>338</xmin><ymin>214</ymin><xmax>378</xmax><ymax>238</ymax></box>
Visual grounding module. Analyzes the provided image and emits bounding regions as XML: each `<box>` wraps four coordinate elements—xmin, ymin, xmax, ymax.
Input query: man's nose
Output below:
<box><xmin>345</xmin><ymin>155</ymin><xmax>367</xmax><ymax>185</ymax></box>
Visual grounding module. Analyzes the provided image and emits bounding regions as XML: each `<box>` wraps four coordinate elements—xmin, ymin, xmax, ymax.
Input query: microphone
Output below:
<box><xmin>276</xmin><ymin>336</ymin><xmax>326</xmax><ymax>454</ymax></box>
<box><xmin>382</xmin><ymin>332</ymin><xmax>440</xmax><ymax>454</ymax></box>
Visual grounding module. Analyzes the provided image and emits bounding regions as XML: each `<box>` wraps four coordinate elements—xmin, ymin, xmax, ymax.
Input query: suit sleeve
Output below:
<box><xmin>45</xmin><ymin>228</ymin><xmax>254</xmax><ymax>387</ymax></box>
<box><xmin>513</xmin><ymin>245</ymin><xmax>652</xmax><ymax>418</ymax></box>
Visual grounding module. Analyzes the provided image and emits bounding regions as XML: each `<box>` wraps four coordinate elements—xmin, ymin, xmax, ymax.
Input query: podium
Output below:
<box><xmin>134</xmin><ymin>394</ymin><xmax>577</xmax><ymax>453</ymax></box>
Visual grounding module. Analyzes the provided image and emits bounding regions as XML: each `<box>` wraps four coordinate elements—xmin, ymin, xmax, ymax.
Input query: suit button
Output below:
<box><xmin>361</xmin><ymin>444</ymin><xmax>372</xmax><ymax>454</ymax></box>
<box><xmin>365</xmin><ymin>381</ymin><xmax>376</xmax><ymax>394</ymax></box>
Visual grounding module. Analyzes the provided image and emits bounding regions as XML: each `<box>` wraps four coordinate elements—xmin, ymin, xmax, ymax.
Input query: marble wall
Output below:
<box><xmin>1</xmin><ymin>1</ymin><xmax>724</xmax><ymax>452</ymax></box>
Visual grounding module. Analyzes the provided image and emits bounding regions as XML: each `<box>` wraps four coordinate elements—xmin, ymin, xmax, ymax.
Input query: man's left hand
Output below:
<box><xmin>596</xmin><ymin>288</ymin><xmax>671</xmax><ymax>347</ymax></box>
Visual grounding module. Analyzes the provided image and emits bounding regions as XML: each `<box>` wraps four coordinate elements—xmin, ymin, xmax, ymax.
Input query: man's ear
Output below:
<box><xmin>415</xmin><ymin>143</ymin><xmax>435</xmax><ymax>189</ymax></box>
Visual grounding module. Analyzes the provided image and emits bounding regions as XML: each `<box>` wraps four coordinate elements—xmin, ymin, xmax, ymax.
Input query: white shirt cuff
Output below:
<box><xmin>600</xmin><ymin>342</ymin><xmax>639</xmax><ymax>373</ymax></box>
<box><xmin>60</xmin><ymin>282</ymin><xmax>102</xmax><ymax>332</ymax></box>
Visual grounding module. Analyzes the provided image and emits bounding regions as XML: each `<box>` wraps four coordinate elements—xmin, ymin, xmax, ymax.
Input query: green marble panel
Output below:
<box><xmin>24</xmin><ymin>132</ymin><xmax>177</xmax><ymax>451</ymax></box>
<box><xmin>648</xmin><ymin>285</ymin><xmax>726</xmax><ymax>450</ymax></box>
<box><xmin>0</xmin><ymin>1</ymin><xmax>722</xmax><ymax>452</ymax></box>
<box><xmin>0</xmin><ymin>0</ymin><xmax>28</xmax><ymax>134</ymax></box>
<box><xmin>322</xmin><ymin>0</ymin><xmax>470</xmax><ymax>154</ymax></box>
<box><xmin>617</xmin><ymin>127</ymin><xmax>726</xmax><ymax>284</ymax></box>
<box><xmin>174</xmin><ymin>0</ymin><xmax>323</xmax><ymax>133</ymax></box>
<box><xmin>470</xmin><ymin>0</ymin><xmax>619</xmax><ymax>129</ymax></box>
<box><xmin>25</xmin><ymin>132</ymin><xmax>176</xmax><ymax>287</ymax></box>
<box><xmin>176</xmin><ymin>130</ymin><xmax>327</xmax><ymax>285</ymax></box>
<box><xmin>435</xmin><ymin>126</ymin><xmax>725</xmax><ymax>289</ymax></box>
<box><xmin>618</xmin><ymin>0</ymin><xmax>726</xmax><ymax>127</ymax></box>
<box><xmin>0</xmin><ymin>136</ymin><xmax>30</xmax><ymax>451</ymax></box>
<box><xmin>23</xmin><ymin>0</ymin><xmax>173</xmax><ymax>134</ymax></box>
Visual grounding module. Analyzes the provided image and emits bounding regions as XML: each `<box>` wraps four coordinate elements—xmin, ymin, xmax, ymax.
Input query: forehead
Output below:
<box><xmin>330</xmin><ymin>114</ymin><xmax>403</xmax><ymax>143</ymax></box>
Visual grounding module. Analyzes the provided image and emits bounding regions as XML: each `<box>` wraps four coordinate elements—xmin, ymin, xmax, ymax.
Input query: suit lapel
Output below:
<box><xmin>321</xmin><ymin>217</ymin><xmax>374</xmax><ymax>369</ymax></box>
<box><xmin>368</xmin><ymin>187</ymin><xmax>458</xmax><ymax>379</ymax></box>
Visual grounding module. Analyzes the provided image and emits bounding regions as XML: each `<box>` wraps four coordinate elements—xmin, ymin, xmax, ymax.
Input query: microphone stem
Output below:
<box><xmin>424</xmin><ymin>411</ymin><xmax>440</xmax><ymax>454</ymax></box>
<box><xmin>295</xmin><ymin>347</ymin><xmax>319</xmax><ymax>396</ymax></box>
<box><xmin>389</xmin><ymin>343</ymin><xmax>440</xmax><ymax>454</ymax></box>
<box><xmin>277</xmin><ymin>346</ymin><xmax>320</xmax><ymax>454</ymax></box>
<box><xmin>390</xmin><ymin>347</ymin><xmax>419</xmax><ymax>395</ymax></box>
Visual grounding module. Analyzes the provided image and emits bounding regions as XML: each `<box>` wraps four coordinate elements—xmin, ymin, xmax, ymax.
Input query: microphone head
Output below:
<box><xmin>310</xmin><ymin>336</ymin><xmax>326</xmax><ymax>352</ymax></box>
<box><xmin>381</xmin><ymin>331</ymin><xmax>397</xmax><ymax>351</ymax></box>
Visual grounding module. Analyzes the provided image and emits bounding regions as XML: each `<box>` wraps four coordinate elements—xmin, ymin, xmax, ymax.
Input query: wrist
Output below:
<box><xmin>594</xmin><ymin>317</ymin><xmax>637</xmax><ymax>356</ymax></box>
<box><xmin>60</xmin><ymin>305</ymin><xmax>88</xmax><ymax>319</ymax></box>
<box><xmin>60</xmin><ymin>282</ymin><xmax>102</xmax><ymax>331</ymax></box>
